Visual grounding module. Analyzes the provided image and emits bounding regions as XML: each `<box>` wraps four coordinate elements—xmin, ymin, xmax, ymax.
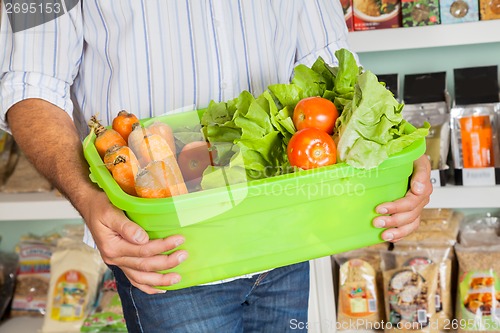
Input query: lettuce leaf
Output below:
<box><xmin>335</xmin><ymin>70</ymin><xmax>429</xmax><ymax>169</ymax></box>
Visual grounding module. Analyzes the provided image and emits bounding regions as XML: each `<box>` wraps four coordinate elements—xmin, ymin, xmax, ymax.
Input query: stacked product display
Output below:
<box><xmin>0</xmin><ymin>225</ymin><xmax>127</xmax><ymax>333</ymax></box>
<box><xmin>334</xmin><ymin>208</ymin><xmax>500</xmax><ymax>333</ymax></box>
<box><xmin>378</xmin><ymin>65</ymin><xmax>500</xmax><ymax>188</ymax></box>
<box><xmin>342</xmin><ymin>0</ymin><xmax>499</xmax><ymax>31</ymax></box>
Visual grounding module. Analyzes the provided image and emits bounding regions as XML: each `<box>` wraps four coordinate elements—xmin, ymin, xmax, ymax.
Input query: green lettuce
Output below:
<box><xmin>335</xmin><ymin>70</ymin><xmax>429</xmax><ymax>169</ymax></box>
<box><xmin>200</xmin><ymin>90</ymin><xmax>294</xmax><ymax>189</ymax></box>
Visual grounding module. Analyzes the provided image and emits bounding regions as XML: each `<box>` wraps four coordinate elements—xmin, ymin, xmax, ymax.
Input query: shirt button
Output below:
<box><xmin>221</xmin><ymin>82</ymin><xmax>228</xmax><ymax>89</ymax></box>
<box><xmin>214</xmin><ymin>19</ymin><xmax>221</xmax><ymax>28</ymax></box>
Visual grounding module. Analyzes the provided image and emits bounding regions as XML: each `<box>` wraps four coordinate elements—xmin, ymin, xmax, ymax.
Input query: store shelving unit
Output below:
<box><xmin>0</xmin><ymin>192</ymin><xmax>80</xmax><ymax>221</ymax></box>
<box><xmin>1</xmin><ymin>184</ymin><xmax>500</xmax><ymax>222</ymax></box>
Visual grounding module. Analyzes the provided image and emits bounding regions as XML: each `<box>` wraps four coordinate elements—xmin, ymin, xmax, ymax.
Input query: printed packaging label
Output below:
<box><xmin>50</xmin><ymin>270</ymin><xmax>89</xmax><ymax>322</ymax></box>
<box><xmin>459</xmin><ymin>271</ymin><xmax>500</xmax><ymax>330</ymax></box>
<box><xmin>339</xmin><ymin>259</ymin><xmax>378</xmax><ymax>318</ymax></box>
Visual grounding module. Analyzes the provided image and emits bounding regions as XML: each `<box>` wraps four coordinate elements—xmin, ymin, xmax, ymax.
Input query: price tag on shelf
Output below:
<box><xmin>462</xmin><ymin>167</ymin><xmax>496</xmax><ymax>186</ymax></box>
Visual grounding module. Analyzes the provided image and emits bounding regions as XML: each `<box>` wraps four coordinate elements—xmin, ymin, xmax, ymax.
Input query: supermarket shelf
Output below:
<box><xmin>1</xmin><ymin>185</ymin><xmax>499</xmax><ymax>221</ymax></box>
<box><xmin>426</xmin><ymin>185</ymin><xmax>500</xmax><ymax>209</ymax></box>
<box><xmin>0</xmin><ymin>192</ymin><xmax>81</xmax><ymax>221</ymax></box>
<box><xmin>348</xmin><ymin>20</ymin><xmax>500</xmax><ymax>53</ymax></box>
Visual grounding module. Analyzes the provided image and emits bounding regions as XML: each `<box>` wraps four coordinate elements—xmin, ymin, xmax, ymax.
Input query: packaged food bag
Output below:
<box><xmin>391</xmin><ymin>246</ymin><xmax>454</xmax><ymax>331</ymax></box>
<box><xmin>395</xmin><ymin>208</ymin><xmax>461</xmax><ymax>247</ymax></box>
<box><xmin>459</xmin><ymin>213</ymin><xmax>500</xmax><ymax>248</ymax></box>
<box><xmin>333</xmin><ymin>243</ymin><xmax>388</xmax><ymax>331</ymax></box>
<box><xmin>80</xmin><ymin>269</ymin><xmax>127</xmax><ymax>333</ymax></box>
<box><xmin>11</xmin><ymin>234</ymin><xmax>59</xmax><ymax>317</ymax></box>
<box><xmin>0</xmin><ymin>252</ymin><xmax>19</xmax><ymax>319</ymax></box>
<box><xmin>382</xmin><ymin>250</ymin><xmax>440</xmax><ymax>333</ymax></box>
<box><xmin>41</xmin><ymin>237</ymin><xmax>107</xmax><ymax>333</ymax></box>
<box><xmin>455</xmin><ymin>244</ymin><xmax>500</xmax><ymax>333</ymax></box>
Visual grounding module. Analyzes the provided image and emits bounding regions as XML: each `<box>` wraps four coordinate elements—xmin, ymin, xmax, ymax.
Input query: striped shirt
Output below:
<box><xmin>0</xmin><ymin>0</ymin><xmax>352</xmax><ymax>282</ymax></box>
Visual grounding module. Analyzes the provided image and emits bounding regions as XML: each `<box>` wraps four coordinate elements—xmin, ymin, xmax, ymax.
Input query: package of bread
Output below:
<box><xmin>382</xmin><ymin>249</ymin><xmax>440</xmax><ymax>333</ymax></box>
<box><xmin>333</xmin><ymin>243</ymin><xmax>388</xmax><ymax>330</ymax></box>
<box><xmin>41</xmin><ymin>237</ymin><xmax>107</xmax><ymax>333</ymax></box>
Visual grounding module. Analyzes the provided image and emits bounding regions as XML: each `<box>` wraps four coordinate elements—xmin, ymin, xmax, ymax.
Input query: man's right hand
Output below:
<box><xmin>85</xmin><ymin>192</ymin><xmax>188</xmax><ymax>294</ymax></box>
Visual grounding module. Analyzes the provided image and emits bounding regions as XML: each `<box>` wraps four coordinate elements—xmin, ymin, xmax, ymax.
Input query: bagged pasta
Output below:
<box><xmin>333</xmin><ymin>243</ymin><xmax>388</xmax><ymax>331</ymax></box>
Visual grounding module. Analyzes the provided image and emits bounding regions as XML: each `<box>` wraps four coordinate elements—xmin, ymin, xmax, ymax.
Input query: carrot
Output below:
<box><xmin>103</xmin><ymin>145</ymin><xmax>135</xmax><ymax>171</ymax></box>
<box><xmin>136</xmin><ymin>133</ymin><xmax>172</xmax><ymax>167</ymax></box>
<box><xmin>147</xmin><ymin>121</ymin><xmax>177</xmax><ymax>154</ymax></box>
<box><xmin>89</xmin><ymin>115</ymin><xmax>126</xmax><ymax>158</ymax></box>
<box><xmin>111</xmin><ymin>156</ymin><xmax>140</xmax><ymax>196</ymax></box>
<box><xmin>135</xmin><ymin>160</ymin><xmax>188</xmax><ymax>198</ymax></box>
<box><xmin>112</xmin><ymin>110</ymin><xmax>139</xmax><ymax>142</ymax></box>
<box><xmin>128</xmin><ymin>122</ymin><xmax>151</xmax><ymax>156</ymax></box>
<box><xmin>103</xmin><ymin>145</ymin><xmax>140</xmax><ymax>195</ymax></box>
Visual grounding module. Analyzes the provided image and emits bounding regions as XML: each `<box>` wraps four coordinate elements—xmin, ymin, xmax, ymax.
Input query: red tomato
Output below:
<box><xmin>287</xmin><ymin>128</ymin><xmax>337</xmax><ymax>170</ymax></box>
<box><xmin>293</xmin><ymin>97</ymin><xmax>339</xmax><ymax>135</ymax></box>
<box><xmin>177</xmin><ymin>141</ymin><xmax>215</xmax><ymax>186</ymax></box>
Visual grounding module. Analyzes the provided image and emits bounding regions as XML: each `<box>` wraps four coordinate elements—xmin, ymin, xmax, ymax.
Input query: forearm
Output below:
<box><xmin>7</xmin><ymin>98</ymin><xmax>99</xmax><ymax>221</ymax></box>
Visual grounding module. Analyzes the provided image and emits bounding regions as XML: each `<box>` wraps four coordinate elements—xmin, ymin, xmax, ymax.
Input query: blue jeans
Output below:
<box><xmin>109</xmin><ymin>262</ymin><xmax>310</xmax><ymax>333</ymax></box>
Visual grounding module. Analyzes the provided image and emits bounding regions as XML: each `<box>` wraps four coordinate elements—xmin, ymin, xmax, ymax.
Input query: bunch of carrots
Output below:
<box><xmin>88</xmin><ymin>111</ymin><xmax>213</xmax><ymax>198</ymax></box>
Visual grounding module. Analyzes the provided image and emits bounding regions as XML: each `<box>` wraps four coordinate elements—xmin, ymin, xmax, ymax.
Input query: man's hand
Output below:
<box><xmin>372</xmin><ymin>155</ymin><xmax>432</xmax><ymax>242</ymax></box>
<box><xmin>85</xmin><ymin>192</ymin><xmax>188</xmax><ymax>294</ymax></box>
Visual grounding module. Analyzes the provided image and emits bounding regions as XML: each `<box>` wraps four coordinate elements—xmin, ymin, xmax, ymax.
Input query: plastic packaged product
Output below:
<box><xmin>403</xmin><ymin>102</ymin><xmax>450</xmax><ymax>171</ymax></box>
<box><xmin>389</xmin><ymin>246</ymin><xmax>454</xmax><ymax>331</ymax></box>
<box><xmin>80</xmin><ymin>269</ymin><xmax>127</xmax><ymax>333</ymax></box>
<box><xmin>450</xmin><ymin>103</ymin><xmax>500</xmax><ymax>185</ymax></box>
<box><xmin>455</xmin><ymin>244</ymin><xmax>500</xmax><ymax>333</ymax></box>
<box><xmin>0</xmin><ymin>252</ymin><xmax>19</xmax><ymax>320</ymax></box>
<box><xmin>41</xmin><ymin>237</ymin><xmax>107</xmax><ymax>333</ymax></box>
<box><xmin>394</xmin><ymin>208</ymin><xmax>462</xmax><ymax>247</ymax></box>
<box><xmin>459</xmin><ymin>212</ymin><xmax>500</xmax><ymax>248</ymax></box>
<box><xmin>382</xmin><ymin>252</ymin><xmax>440</xmax><ymax>333</ymax></box>
<box><xmin>333</xmin><ymin>243</ymin><xmax>388</xmax><ymax>331</ymax></box>
<box><xmin>11</xmin><ymin>235</ymin><xmax>57</xmax><ymax>317</ymax></box>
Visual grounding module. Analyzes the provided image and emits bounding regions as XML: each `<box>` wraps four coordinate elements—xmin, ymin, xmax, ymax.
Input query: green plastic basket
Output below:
<box><xmin>83</xmin><ymin>110</ymin><xmax>426</xmax><ymax>290</ymax></box>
